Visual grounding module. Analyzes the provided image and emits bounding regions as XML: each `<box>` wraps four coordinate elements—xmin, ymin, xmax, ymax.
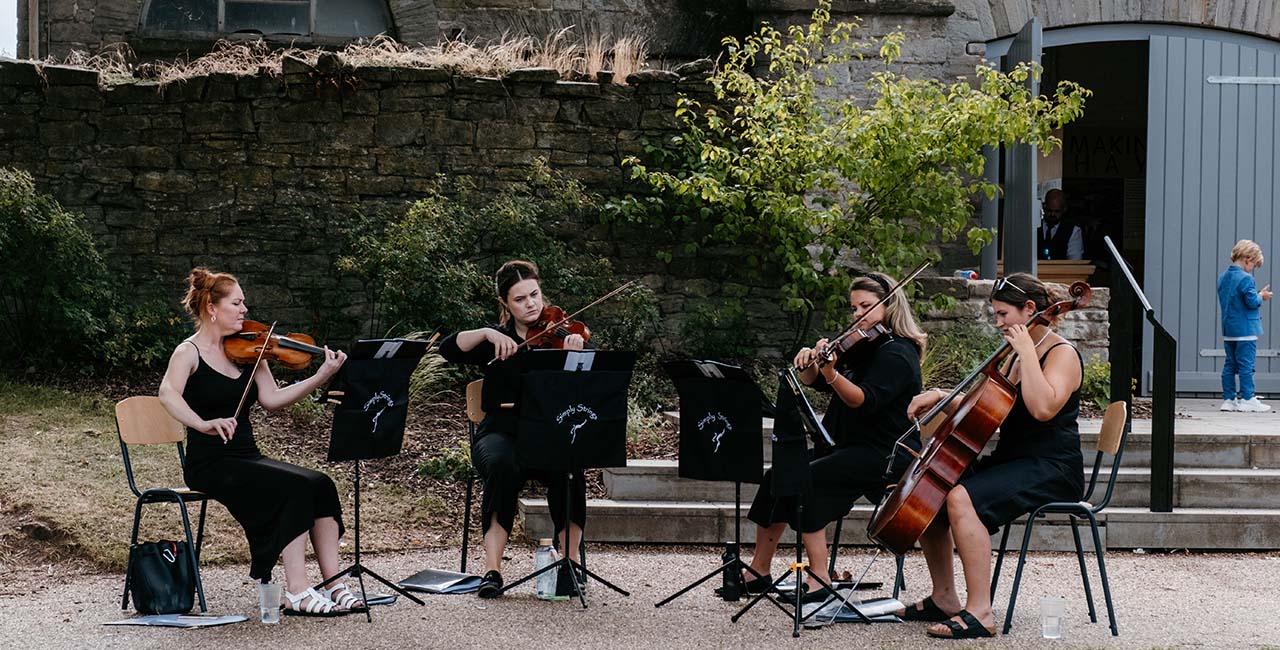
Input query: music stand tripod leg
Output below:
<box><xmin>656</xmin><ymin>481</ymin><xmax>755</xmax><ymax>608</ymax></box>
<box><xmin>314</xmin><ymin>460</ymin><xmax>426</xmax><ymax>621</ymax></box>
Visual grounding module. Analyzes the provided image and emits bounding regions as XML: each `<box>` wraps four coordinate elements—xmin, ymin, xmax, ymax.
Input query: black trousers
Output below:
<box><xmin>471</xmin><ymin>431</ymin><xmax>587</xmax><ymax>536</ymax></box>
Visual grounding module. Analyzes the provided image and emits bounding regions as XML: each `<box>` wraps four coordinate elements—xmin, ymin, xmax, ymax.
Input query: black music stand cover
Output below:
<box><xmin>326</xmin><ymin>339</ymin><xmax>429</xmax><ymax>462</ymax></box>
<box><xmin>515</xmin><ymin>350</ymin><xmax>635</xmax><ymax>471</ymax></box>
<box><xmin>664</xmin><ymin>359</ymin><xmax>766</xmax><ymax>485</ymax></box>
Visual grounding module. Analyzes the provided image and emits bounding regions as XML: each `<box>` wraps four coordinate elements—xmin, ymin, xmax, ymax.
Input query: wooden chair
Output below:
<box><xmin>990</xmin><ymin>401</ymin><xmax>1129</xmax><ymax>636</ymax></box>
<box><xmin>116</xmin><ymin>396</ymin><xmax>210</xmax><ymax>613</ymax></box>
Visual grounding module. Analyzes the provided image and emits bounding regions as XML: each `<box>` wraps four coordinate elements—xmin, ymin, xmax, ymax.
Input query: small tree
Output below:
<box><xmin>608</xmin><ymin>0</ymin><xmax>1089</xmax><ymax>320</ymax></box>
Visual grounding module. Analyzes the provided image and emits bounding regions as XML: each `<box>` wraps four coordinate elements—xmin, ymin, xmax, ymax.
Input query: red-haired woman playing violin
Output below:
<box><xmin>438</xmin><ymin>260</ymin><xmax>590</xmax><ymax>599</ymax></box>
<box><xmin>157</xmin><ymin>267</ymin><xmax>361</xmax><ymax>617</ymax></box>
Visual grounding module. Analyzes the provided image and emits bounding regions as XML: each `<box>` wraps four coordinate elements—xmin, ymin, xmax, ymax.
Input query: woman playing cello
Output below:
<box><xmin>438</xmin><ymin>260</ymin><xmax>589</xmax><ymax>599</ymax></box>
<box><xmin>897</xmin><ymin>272</ymin><xmax>1085</xmax><ymax>639</ymax></box>
<box><xmin>740</xmin><ymin>273</ymin><xmax>927</xmax><ymax>602</ymax></box>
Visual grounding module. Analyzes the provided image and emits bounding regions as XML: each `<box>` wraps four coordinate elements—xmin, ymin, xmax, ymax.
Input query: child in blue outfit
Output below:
<box><xmin>1218</xmin><ymin>239</ymin><xmax>1273</xmax><ymax>412</ymax></box>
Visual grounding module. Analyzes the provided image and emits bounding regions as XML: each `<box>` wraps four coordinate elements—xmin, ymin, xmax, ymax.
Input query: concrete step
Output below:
<box><xmin>604</xmin><ymin>459</ymin><xmax>1280</xmax><ymax>509</ymax></box>
<box><xmin>667</xmin><ymin>413</ymin><xmax>1280</xmax><ymax>469</ymax></box>
<box><xmin>518</xmin><ymin>498</ymin><xmax>1280</xmax><ymax>551</ymax></box>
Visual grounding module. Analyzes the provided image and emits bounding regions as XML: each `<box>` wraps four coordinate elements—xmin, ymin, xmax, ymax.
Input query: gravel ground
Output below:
<box><xmin>5</xmin><ymin>546</ymin><xmax>1279</xmax><ymax>650</ymax></box>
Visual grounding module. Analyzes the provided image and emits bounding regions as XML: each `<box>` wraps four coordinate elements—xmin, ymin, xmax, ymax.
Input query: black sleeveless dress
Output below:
<box><xmin>959</xmin><ymin>341</ymin><xmax>1086</xmax><ymax>534</ymax></box>
<box><xmin>181</xmin><ymin>342</ymin><xmax>345</xmax><ymax>580</ymax></box>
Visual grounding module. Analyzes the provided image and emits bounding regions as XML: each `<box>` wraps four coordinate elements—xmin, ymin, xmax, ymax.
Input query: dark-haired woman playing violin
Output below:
<box><xmin>157</xmin><ymin>268</ymin><xmax>362</xmax><ymax>616</ymax></box>
<box><xmin>438</xmin><ymin>259</ymin><xmax>589</xmax><ymax>599</ymax></box>
<box><xmin>897</xmin><ymin>272</ymin><xmax>1084</xmax><ymax>639</ymax></box>
<box><xmin>740</xmin><ymin>274</ymin><xmax>927</xmax><ymax>603</ymax></box>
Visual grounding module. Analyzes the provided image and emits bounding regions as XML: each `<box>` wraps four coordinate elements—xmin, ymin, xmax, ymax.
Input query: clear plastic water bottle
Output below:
<box><xmin>534</xmin><ymin>538</ymin><xmax>560</xmax><ymax>600</ymax></box>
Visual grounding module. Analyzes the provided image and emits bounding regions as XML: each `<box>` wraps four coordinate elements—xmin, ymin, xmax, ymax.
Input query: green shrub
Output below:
<box><xmin>337</xmin><ymin>161</ymin><xmax>659</xmax><ymax>349</ymax></box>
<box><xmin>418</xmin><ymin>440</ymin><xmax>473</xmax><ymax>482</ymax></box>
<box><xmin>1082</xmin><ymin>357</ymin><xmax>1111</xmax><ymax>411</ymax></box>
<box><xmin>0</xmin><ymin>168</ymin><xmax>185</xmax><ymax>370</ymax></box>
<box><xmin>679</xmin><ymin>299</ymin><xmax>756</xmax><ymax>360</ymax></box>
<box><xmin>920</xmin><ymin>323</ymin><xmax>1002</xmax><ymax>389</ymax></box>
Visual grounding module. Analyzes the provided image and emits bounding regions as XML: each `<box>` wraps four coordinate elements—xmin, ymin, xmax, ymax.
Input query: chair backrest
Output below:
<box><xmin>1097</xmin><ymin>401</ymin><xmax>1127</xmax><ymax>456</ymax></box>
<box><xmin>116</xmin><ymin>396</ymin><xmax>185</xmax><ymax>445</ymax></box>
<box><xmin>1083</xmin><ymin>400</ymin><xmax>1129</xmax><ymax>510</ymax></box>
<box><xmin>465</xmin><ymin>380</ymin><xmax>486</xmax><ymax>425</ymax></box>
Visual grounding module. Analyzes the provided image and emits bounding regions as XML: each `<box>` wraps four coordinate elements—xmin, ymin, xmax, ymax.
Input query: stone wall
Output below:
<box><xmin>917</xmin><ymin>276</ymin><xmax>1110</xmax><ymax>362</ymax></box>
<box><xmin>0</xmin><ymin>56</ymin><xmax>826</xmax><ymax>350</ymax></box>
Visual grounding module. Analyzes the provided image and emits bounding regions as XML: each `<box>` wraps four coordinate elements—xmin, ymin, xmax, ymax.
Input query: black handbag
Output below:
<box><xmin>128</xmin><ymin>540</ymin><xmax>195</xmax><ymax>614</ymax></box>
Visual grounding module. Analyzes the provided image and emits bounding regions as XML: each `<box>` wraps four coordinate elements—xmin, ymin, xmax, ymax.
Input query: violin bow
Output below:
<box><xmin>233</xmin><ymin>320</ymin><xmax>278</xmax><ymax>420</ymax></box>
<box><xmin>511</xmin><ymin>279</ymin><xmax>638</xmax><ymax>353</ymax></box>
<box><xmin>801</xmin><ymin>260</ymin><xmax>931</xmax><ymax>370</ymax></box>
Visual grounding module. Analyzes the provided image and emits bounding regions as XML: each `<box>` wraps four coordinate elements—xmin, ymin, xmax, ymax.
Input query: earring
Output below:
<box><xmin>212</xmin><ymin>314</ymin><xmax>217</xmax><ymax>322</ymax></box>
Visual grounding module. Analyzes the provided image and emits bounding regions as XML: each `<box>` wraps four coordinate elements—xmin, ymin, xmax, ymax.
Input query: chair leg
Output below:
<box><xmin>194</xmin><ymin>500</ymin><xmax>208</xmax><ymax>561</ymax></box>
<box><xmin>121</xmin><ymin>497</ymin><xmax>146</xmax><ymax>610</ymax></box>
<box><xmin>177</xmin><ymin>498</ymin><xmax>208</xmax><ymax>613</ymax></box>
<box><xmin>461</xmin><ymin>476</ymin><xmax>474</xmax><ymax>574</ymax></box>
<box><xmin>828</xmin><ymin>517</ymin><xmax>844</xmax><ymax>577</ymax></box>
<box><xmin>1001</xmin><ymin>516</ymin><xmax>1038</xmax><ymax>635</ymax></box>
<box><xmin>990</xmin><ymin>523</ymin><xmax>1012</xmax><ymax>598</ymax></box>
<box><xmin>1070</xmin><ymin>515</ymin><xmax>1097</xmax><ymax>623</ymax></box>
<box><xmin>893</xmin><ymin>554</ymin><xmax>905</xmax><ymax>600</ymax></box>
<box><xmin>1086</xmin><ymin>512</ymin><xmax>1118</xmax><ymax>636</ymax></box>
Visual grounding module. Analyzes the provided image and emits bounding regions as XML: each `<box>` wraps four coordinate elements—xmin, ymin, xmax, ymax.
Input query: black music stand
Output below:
<box><xmin>654</xmin><ymin>359</ymin><xmax>769</xmax><ymax>608</ymax></box>
<box><xmin>731</xmin><ymin>369</ymin><xmax>870</xmax><ymax>636</ymax></box>
<box><xmin>313</xmin><ymin>338</ymin><xmax>429</xmax><ymax>621</ymax></box>
<box><xmin>497</xmin><ymin>349</ymin><xmax>635</xmax><ymax>608</ymax></box>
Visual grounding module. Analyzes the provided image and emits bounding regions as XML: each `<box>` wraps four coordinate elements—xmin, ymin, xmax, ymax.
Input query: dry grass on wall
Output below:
<box><xmin>47</xmin><ymin>31</ymin><xmax>652</xmax><ymax>88</ymax></box>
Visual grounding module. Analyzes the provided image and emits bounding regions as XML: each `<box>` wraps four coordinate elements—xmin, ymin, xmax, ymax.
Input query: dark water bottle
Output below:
<box><xmin>720</xmin><ymin>541</ymin><xmax>741</xmax><ymax>601</ymax></box>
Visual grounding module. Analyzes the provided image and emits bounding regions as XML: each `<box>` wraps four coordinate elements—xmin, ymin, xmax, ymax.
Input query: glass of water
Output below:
<box><xmin>258</xmin><ymin>582</ymin><xmax>282</xmax><ymax>624</ymax></box>
<box><xmin>1040</xmin><ymin>596</ymin><xmax>1064</xmax><ymax>639</ymax></box>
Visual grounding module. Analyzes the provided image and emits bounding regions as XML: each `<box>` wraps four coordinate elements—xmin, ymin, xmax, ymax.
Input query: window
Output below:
<box><xmin>140</xmin><ymin>0</ymin><xmax>392</xmax><ymax>39</ymax></box>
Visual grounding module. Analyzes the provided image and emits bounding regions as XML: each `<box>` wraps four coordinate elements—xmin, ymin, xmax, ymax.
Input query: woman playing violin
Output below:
<box><xmin>897</xmin><ymin>272</ymin><xmax>1085</xmax><ymax>639</ymax></box>
<box><xmin>438</xmin><ymin>260</ymin><xmax>589</xmax><ymax>599</ymax></box>
<box><xmin>157</xmin><ymin>267</ymin><xmax>362</xmax><ymax>616</ymax></box>
<box><xmin>740</xmin><ymin>273</ymin><xmax>927</xmax><ymax>603</ymax></box>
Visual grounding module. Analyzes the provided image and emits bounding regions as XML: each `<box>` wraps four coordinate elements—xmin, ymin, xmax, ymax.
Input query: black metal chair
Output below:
<box><xmin>829</xmin><ymin>500</ymin><xmax>907</xmax><ymax>599</ymax></box>
<box><xmin>991</xmin><ymin>400</ymin><xmax>1129</xmax><ymax>636</ymax></box>
<box><xmin>116</xmin><ymin>396</ymin><xmax>209</xmax><ymax>613</ymax></box>
<box><xmin>459</xmin><ymin>380</ymin><xmax>483</xmax><ymax>573</ymax></box>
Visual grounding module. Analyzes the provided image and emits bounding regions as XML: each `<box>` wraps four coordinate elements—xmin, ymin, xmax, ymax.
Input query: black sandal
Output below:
<box><xmin>900</xmin><ymin>595</ymin><xmax>953</xmax><ymax>622</ymax></box>
<box><xmin>477</xmin><ymin>570</ymin><xmax>503</xmax><ymax>599</ymax></box>
<box><xmin>926</xmin><ymin>609</ymin><xmax>996</xmax><ymax>639</ymax></box>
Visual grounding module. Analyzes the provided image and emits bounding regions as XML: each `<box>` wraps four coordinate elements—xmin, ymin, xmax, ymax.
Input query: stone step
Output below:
<box><xmin>666</xmin><ymin>413</ymin><xmax>1280</xmax><ymax>469</ymax></box>
<box><xmin>519</xmin><ymin>498</ymin><xmax>1280</xmax><ymax>551</ymax></box>
<box><xmin>603</xmin><ymin>460</ymin><xmax>1280</xmax><ymax>509</ymax></box>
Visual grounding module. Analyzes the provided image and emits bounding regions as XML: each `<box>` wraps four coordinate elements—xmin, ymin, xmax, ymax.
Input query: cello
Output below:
<box><xmin>866</xmin><ymin>281</ymin><xmax>1092</xmax><ymax>555</ymax></box>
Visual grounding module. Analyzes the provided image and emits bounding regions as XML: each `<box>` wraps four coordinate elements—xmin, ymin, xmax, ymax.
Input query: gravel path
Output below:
<box><xmin>5</xmin><ymin>546</ymin><xmax>1279</xmax><ymax>649</ymax></box>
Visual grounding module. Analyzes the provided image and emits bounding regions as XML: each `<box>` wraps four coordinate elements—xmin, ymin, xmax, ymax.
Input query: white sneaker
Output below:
<box><xmin>1236</xmin><ymin>397</ymin><xmax>1272</xmax><ymax>412</ymax></box>
<box><xmin>1220</xmin><ymin>399</ymin><xmax>1238</xmax><ymax>411</ymax></box>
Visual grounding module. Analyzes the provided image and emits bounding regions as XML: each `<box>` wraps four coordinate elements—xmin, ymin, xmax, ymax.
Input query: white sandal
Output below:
<box><xmin>282</xmin><ymin>587</ymin><xmax>344</xmax><ymax>617</ymax></box>
<box><xmin>322</xmin><ymin>583</ymin><xmax>368</xmax><ymax>612</ymax></box>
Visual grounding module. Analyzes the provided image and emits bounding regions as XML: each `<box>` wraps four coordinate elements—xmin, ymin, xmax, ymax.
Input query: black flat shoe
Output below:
<box><xmin>777</xmin><ymin>585</ymin><xmax>837</xmax><ymax>605</ymax></box>
<box><xmin>742</xmin><ymin>572</ymin><xmax>774</xmax><ymax>595</ymax></box>
<box><xmin>555</xmin><ymin>563</ymin><xmax>587</xmax><ymax>597</ymax></box>
<box><xmin>477</xmin><ymin>570</ymin><xmax>503</xmax><ymax>599</ymax></box>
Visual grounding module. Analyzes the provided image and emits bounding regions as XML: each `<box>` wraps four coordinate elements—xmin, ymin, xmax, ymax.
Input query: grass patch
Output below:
<box><xmin>0</xmin><ymin>375</ymin><xmax>469</xmax><ymax>572</ymax></box>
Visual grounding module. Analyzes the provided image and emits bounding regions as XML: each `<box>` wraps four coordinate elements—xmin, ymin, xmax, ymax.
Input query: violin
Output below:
<box><xmin>223</xmin><ymin>319</ymin><xmax>325</xmax><ymax>371</ymax></box>
<box><xmin>866</xmin><ymin>281</ymin><xmax>1092</xmax><ymax>555</ymax></box>
<box><xmin>799</xmin><ymin>261</ymin><xmax>930</xmax><ymax>371</ymax></box>
<box><xmin>524</xmin><ymin>305</ymin><xmax>592</xmax><ymax>350</ymax></box>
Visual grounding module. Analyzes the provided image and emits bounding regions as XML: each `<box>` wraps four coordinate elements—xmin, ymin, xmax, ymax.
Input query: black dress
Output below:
<box><xmin>959</xmin><ymin>341</ymin><xmax>1086</xmax><ymax>534</ymax></box>
<box><xmin>438</xmin><ymin>324</ymin><xmax>586</xmax><ymax>536</ymax></box>
<box><xmin>748</xmin><ymin>336</ymin><xmax>923</xmax><ymax>533</ymax></box>
<box><xmin>180</xmin><ymin>341</ymin><xmax>345</xmax><ymax>580</ymax></box>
